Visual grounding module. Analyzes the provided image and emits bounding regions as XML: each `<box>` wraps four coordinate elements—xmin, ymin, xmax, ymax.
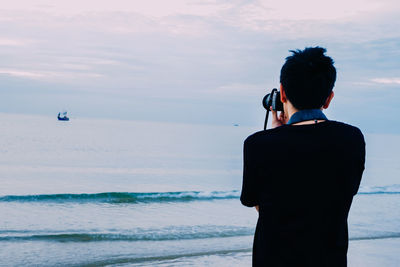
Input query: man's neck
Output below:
<box><xmin>284</xmin><ymin>102</ymin><xmax>299</xmax><ymax>123</ymax></box>
<box><xmin>285</xmin><ymin>103</ymin><xmax>324</xmax><ymax>125</ymax></box>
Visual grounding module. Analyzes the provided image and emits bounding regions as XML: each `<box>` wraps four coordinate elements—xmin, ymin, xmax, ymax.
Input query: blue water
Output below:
<box><xmin>0</xmin><ymin>113</ymin><xmax>399</xmax><ymax>266</ymax></box>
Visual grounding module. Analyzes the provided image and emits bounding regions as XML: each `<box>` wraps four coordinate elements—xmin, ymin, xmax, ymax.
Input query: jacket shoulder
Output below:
<box><xmin>244</xmin><ymin>126</ymin><xmax>285</xmax><ymax>145</ymax></box>
<box><xmin>328</xmin><ymin>121</ymin><xmax>365</xmax><ymax>141</ymax></box>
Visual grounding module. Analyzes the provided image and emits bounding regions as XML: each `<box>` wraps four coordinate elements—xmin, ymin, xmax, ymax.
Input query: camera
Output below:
<box><xmin>262</xmin><ymin>88</ymin><xmax>284</xmax><ymax>130</ymax></box>
<box><xmin>262</xmin><ymin>88</ymin><xmax>283</xmax><ymax>112</ymax></box>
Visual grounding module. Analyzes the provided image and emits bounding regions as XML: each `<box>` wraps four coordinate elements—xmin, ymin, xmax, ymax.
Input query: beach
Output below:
<box><xmin>1</xmin><ymin>113</ymin><xmax>399</xmax><ymax>266</ymax></box>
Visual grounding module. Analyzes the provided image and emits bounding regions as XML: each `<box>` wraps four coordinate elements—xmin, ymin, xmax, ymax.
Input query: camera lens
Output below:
<box><xmin>263</xmin><ymin>94</ymin><xmax>272</xmax><ymax>110</ymax></box>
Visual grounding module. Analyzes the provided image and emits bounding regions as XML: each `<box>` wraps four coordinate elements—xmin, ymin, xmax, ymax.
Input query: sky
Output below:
<box><xmin>0</xmin><ymin>0</ymin><xmax>399</xmax><ymax>133</ymax></box>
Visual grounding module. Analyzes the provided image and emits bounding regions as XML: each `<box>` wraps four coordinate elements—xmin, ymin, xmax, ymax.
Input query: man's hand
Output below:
<box><xmin>270</xmin><ymin>107</ymin><xmax>286</xmax><ymax>128</ymax></box>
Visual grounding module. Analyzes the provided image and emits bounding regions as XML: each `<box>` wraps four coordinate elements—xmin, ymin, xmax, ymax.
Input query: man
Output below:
<box><xmin>240</xmin><ymin>47</ymin><xmax>365</xmax><ymax>267</ymax></box>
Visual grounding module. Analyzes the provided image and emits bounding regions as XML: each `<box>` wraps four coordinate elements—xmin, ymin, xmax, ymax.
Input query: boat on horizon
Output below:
<box><xmin>57</xmin><ymin>111</ymin><xmax>69</xmax><ymax>121</ymax></box>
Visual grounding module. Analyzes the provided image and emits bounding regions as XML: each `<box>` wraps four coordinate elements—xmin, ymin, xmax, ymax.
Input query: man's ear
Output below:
<box><xmin>323</xmin><ymin>91</ymin><xmax>334</xmax><ymax>109</ymax></box>
<box><xmin>280</xmin><ymin>84</ymin><xmax>287</xmax><ymax>103</ymax></box>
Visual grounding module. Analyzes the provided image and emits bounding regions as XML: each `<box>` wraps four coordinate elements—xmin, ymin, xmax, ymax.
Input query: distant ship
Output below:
<box><xmin>57</xmin><ymin>111</ymin><xmax>69</xmax><ymax>121</ymax></box>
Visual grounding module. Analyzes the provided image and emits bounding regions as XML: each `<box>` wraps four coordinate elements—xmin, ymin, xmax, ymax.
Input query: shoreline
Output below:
<box><xmin>132</xmin><ymin>237</ymin><xmax>400</xmax><ymax>267</ymax></box>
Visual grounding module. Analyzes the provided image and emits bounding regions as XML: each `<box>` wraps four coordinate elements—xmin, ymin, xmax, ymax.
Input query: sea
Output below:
<box><xmin>0</xmin><ymin>113</ymin><xmax>399</xmax><ymax>266</ymax></box>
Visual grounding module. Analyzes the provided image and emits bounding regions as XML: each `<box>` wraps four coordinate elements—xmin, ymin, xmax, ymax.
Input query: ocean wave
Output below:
<box><xmin>350</xmin><ymin>232</ymin><xmax>400</xmax><ymax>241</ymax></box>
<box><xmin>0</xmin><ymin>190</ymin><xmax>240</xmax><ymax>203</ymax></box>
<box><xmin>0</xmin><ymin>225</ymin><xmax>253</xmax><ymax>242</ymax></box>
<box><xmin>2</xmin><ymin>227</ymin><xmax>400</xmax><ymax>244</ymax></box>
<box><xmin>78</xmin><ymin>248</ymin><xmax>252</xmax><ymax>266</ymax></box>
<box><xmin>358</xmin><ymin>184</ymin><xmax>400</xmax><ymax>195</ymax></box>
<box><xmin>1</xmin><ymin>184</ymin><xmax>400</xmax><ymax>204</ymax></box>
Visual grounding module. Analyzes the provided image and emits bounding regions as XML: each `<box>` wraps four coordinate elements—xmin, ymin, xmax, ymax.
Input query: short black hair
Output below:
<box><xmin>280</xmin><ymin>47</ymin><xmax>336</xmax><ymax>110</ymax></box>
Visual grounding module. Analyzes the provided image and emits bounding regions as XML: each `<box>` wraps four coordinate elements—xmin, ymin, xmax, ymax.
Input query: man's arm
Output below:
<box><xmin>241</xmin><ymin>109</ymin><xmax>284</xmax><ymax>210</ymax></box>
<box><xmin>352</xmin><ymin>129</ymin><xmax>366</xmax><ymax>196</ymax></box>
<box><xmin>240</xmin><ymin>138</ymin><xmax>259</xmax><ymax>207</ymax></box>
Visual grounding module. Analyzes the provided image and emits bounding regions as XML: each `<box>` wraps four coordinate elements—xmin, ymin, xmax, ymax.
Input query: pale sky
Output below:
<box><xmin>1</xmin><ymin>0</ymin><xmax>399</xmax><ymax>133</ymax></box>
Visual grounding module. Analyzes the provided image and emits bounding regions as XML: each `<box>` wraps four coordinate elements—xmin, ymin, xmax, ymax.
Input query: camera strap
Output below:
<box><xmin>287</xmin><ymin>109</ymin><xmax>327</xmax><ymax>125</ymax></box>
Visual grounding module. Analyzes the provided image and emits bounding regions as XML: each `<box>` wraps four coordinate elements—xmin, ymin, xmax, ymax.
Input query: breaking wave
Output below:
<box><xmin>0</xmin><ymin>190</ymin><xmax>240</xmax><ymax>203</ymax></box>
<box><xmin>0</xmin><ymin>225</ymin><xmax>253</xmax><ymax>242</ymax></box>
<box><xmin>1</xmin><ymin>184</ymin><xmax>399</xmax><ymax>204</ymax></box>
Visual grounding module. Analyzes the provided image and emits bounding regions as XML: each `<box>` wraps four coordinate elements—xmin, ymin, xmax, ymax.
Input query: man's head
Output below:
<box><xmin>280</xmin><ymin>47</ymin><xmax>336</xmax><ymax>110</ymax></box>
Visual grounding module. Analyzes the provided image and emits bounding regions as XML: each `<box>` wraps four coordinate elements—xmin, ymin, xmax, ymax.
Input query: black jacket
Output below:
<box><xmin>241</xmin><ymin>121</ymin><xmax>365</xmax><ymax>267</ymax></box>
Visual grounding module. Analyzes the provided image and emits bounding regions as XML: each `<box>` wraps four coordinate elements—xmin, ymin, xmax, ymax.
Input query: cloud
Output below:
<box><xmin>1</xmin><ymin>0</ymin><xmax>392</xmax><ymax>21</ymax></box>
<box><xmin>0</xmin><ymin>69</ymin><xmax>103</xmax><ymax>81</ymax></box>
<box><xmin>0</xmin><ymin>38</ymin><xmax>33</xmax><ymax>47</ymax></box>
<box><xmin>0</xmin><ymin>0</ymin><xmax>228</xmax><ymax>17</ymax></box>
<box><xmin>255</xmin><ymin>0</ymin><xmax>382</xmax><ymax>21</ymax></box>
<box><xmin>371</xmin><ymin>78</ymin><xmax>400</xmax><ymax>85</ymax></box>
<box><xmin>212</xmin><ymin>83</ymin><xmax>265</xmax><ymax>96</ymax></box>
<box><xmin>0</xmin><ymin>69</ymin><xmax>44</xmax><ymax>79</ymax></box>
